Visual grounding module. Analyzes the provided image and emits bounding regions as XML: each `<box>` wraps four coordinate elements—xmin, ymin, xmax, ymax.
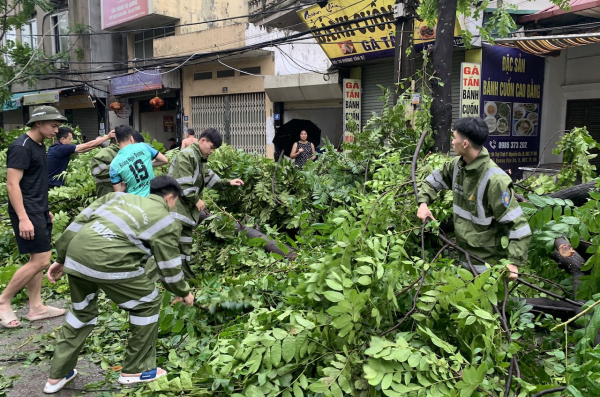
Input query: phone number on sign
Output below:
<box><xmin>498</xmin><ymin>141</ymin><xmax>527</xmax><ymax>149</ymax></box>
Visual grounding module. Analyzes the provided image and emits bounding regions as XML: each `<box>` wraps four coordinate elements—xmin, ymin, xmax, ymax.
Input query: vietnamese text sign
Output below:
<box><xmin>343</xmin><ymin>79</ymin><xmax>361</xmax><ymax>143</ymax></box>
<box><xmin>110</xmin><ymin>71</ymin><xmax>162</xmax><ymax>96</ymax></box>
<box><xmin>298</xmin><ymin>0</ymin><xmax>396</xmax><ymax>65</ymax></box>
<box><xmin>102</xmin><ymin>0</ymin><xmax>150</xmax><ymax>30</ymax></box>
<box><xmin>23</xmin><ymin>91</ymin><xmax>60</xmax><ymax>106</ymax></box>
<box><xmin>481</xmin><ymin>45</ymin><xmax>545</xmax><ymax>173</ymax></box>
<box><xmin>55</xmin><ymin>95</ymin><xmax>94</xmax><ymax>110</ymax></box>
<box><xmin>459</xmin><ymin>62</ymin><xmax>481</xmax><ymax>118</ymax></box>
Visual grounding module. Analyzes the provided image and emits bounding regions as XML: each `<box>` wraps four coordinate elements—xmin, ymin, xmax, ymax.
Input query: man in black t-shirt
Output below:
<box><xmin>47</xmin><ymin>126</ymin><xmax>115</xmax><ymax>188</ymax></box>
<box><xmin>0</xmin><ymin>106</ymin><xmax>68</xmax><ymax>329</ymax></box>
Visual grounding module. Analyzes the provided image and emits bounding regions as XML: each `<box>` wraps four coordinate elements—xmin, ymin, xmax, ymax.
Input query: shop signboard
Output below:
<box><xmin>22</xmin><ymin>91</ymin><xmax>60</xmax><ymax>106</ymax></box>
<box><xmin>343</xmin><ymin>79</ymin><xmax>361</xmax><ymax>144</ymax></box>
<box><xmin>55</xmin><ymin>95</ymin><xmax>95</xmax><ymax>110</ymax></box>
<box><xmin>298</xmin><ymin>0</ymin><xmax>463</xmax><ymax>64</ymax></box>
<box><xmin>298</xmin><ymin>0</ymin><xmax>396</xmax><ymax>65</ymax></box>
<box><xmin>110</xmin><ymin>71</ymin><xmax>162</xmax><ymax>96</ymax></box>
<box><xmin>459</xmin><ymin>62</ymin><xmax>481</xmax><ymax>118</ymax></box>
<box><xmin>101</xmin><ymin>0</ymin><xmax>150</xmax><ymax>30</ymax></box>
<box><xmin>480</xmin><ymin>45</ymin><xmax>544</xmax><ymax>172</ymax></box>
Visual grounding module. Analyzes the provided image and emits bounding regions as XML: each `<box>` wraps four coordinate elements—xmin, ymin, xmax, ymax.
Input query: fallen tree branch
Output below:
<box><xmin>199</xmin><ymin>211</ymin><xmax>297</xmax><ymax>260</ymax></box>
<box><xmin>548</xmin><ymin>181</ymin><xmax>598</xmax><ymax>207</ymax></box>
<box><xmin>531</xmin><ymin>386</ymin><xmax>567</xmax><ymax>397</ymax></box>
<box><xmin>549</xmin><ymin>237</ymin><xmax>585</xmax><ymax>297</ymax></box>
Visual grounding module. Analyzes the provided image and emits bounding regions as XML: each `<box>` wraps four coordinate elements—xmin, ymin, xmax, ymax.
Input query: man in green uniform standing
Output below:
<box><xmin>417</xmin><ymin>117</ymin><xmax>531</xmax><ymax>280</ymax></box>
<box><xmin>109</xmin><ymin>125</ymin><xmax>169</xmax><ymax>196</ymax></box>
<box><xmin>43</xmin><ymin>176</ymin><xmax>193</xmax><ymax>393</ymax></box>
<box><xmin>91</xmin><ymin>127</ymin><xmax>145</xmax><ymax>197</ymax></box>
<box><xmin>168</xmin><ymin>128</ymin><xmax>244</xmax><ymax>277</ymax></box>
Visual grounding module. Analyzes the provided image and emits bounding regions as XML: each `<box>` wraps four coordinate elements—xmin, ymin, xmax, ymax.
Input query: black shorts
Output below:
<box><xmin>9</xmin><ymin>211</ymin><xmax>53</xmax><ymax>254</ymax></box>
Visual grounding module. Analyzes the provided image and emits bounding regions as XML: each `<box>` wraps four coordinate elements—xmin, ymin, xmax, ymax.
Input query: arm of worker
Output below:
<box><xmin>55</xmin><ymin>193</ymin><xmax>115</xmax><ymax>264</ymax></box>
<box><xmin>311</xmin><ymin>143</ymin><xmax>316</xmax><ymax>161</ymax></box>
<box><xmin>489</xmin><ymin>177</ymin><xmax>532</xmax><ymax>281</ymax></box>
<box><xmin>150</xmin><ymin>222</ymin><xmax>192</xmax><ymax>299</ymax></box>
<box><xmin>416</xmin><ymin>158</ymin><xmax>456</xmax><ymax>222</ymax></box>
<box><xmin>109</xmin><ymin>164</ymin><xmax>126</xmax><ymax>192</ymax></box>
<box><xmin>152</xmin><ymin>152</ymin><xmax>168</xmax><ymax>167</ymax></box>
<box><xmin>143</xmin><ymin>144</ymin><xmax>168</xmax><ymax>167</ymax></box>
<box><xmin>202</xmin><ymin>168</ymin><xmax>232</xmax><ymax>191</ymax></box>
<box><xmin>289</xmin><ymin>143</ymin><xmax>300</xmax><ymax>159</ymax></box>
<box><xmin>6</xmin><ymin>168</ymin><xmax>34</xmax><ymax>240</ymax></box>
<box><xmin>74</xmin><ymin>131</ymin><xmax>115</xmax><ymax>153</ymax></box>
<box><xmin>6</xmin><ymin>144</ymin><xmax>35</xmax><ymax>240</ymax></box>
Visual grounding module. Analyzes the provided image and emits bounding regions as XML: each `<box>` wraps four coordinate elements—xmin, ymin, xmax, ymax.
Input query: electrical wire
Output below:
<box><xmin>36</xmin><ymin>12</ymin><xmax>394</xmax><ymax>77</ymax></box>
<box><xmin>1</xmin><ymin>12</ymin><xmax>69</xmax><ymax>88</ymax></box>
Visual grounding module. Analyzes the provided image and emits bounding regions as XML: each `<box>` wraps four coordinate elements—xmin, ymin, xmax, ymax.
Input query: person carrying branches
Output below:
<box><xmin>43</xmin><ymin>176</ymin><xmax>193</xmax><ymax>393</ymax></box>
<box><xmin>417</xmin><ymin>117</ymin><xmax>532</xmax><ymax>280</ymax></box>
<box><xmin>168</xmin><ymin>128</ymin><xmax>244</xmax><ymax>278</ymax></box>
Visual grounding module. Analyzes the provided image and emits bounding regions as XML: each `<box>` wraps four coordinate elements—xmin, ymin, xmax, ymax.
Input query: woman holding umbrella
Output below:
<box><xmin>290</xmin><ymin>130</ymin><xmax>316</xmax><ymax>169</ymax></box>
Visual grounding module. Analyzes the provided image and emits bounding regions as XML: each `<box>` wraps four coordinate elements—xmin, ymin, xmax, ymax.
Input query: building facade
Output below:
<box><xmin>3</xmin><ymin>0</ymin><xmax>127</xmax><ymax>137</ymax></box>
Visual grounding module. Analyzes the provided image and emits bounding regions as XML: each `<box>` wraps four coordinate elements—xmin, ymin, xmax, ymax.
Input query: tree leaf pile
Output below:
<box><xmin>1</xmin><ymin>93</ymin><xmax>600</xmax><ymax>396</ymax></box>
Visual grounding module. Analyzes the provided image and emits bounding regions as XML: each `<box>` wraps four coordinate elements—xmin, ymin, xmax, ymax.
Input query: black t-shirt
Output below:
<box><xmin>47</xmin><ymin>142</ymin><xmax>76</xmax><ymax>187</ymax></box>
<box><xmin>7</xmin><ymin>134</ymin><xmax>49</xmax><ymax>214</ymax></box>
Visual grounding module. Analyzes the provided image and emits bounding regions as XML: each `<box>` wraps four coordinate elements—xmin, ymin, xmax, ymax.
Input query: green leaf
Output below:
<box><xmin>501</xmin><ymin>236</ymin><xmax>509</xmax><ymax>249</ymax></box>
<box><xmin>271</xmin><ymin>340</ymin><xmax>282</xmax><ymax>367</ymax></box>
<box><xmin>565</xmin><ymin>385</ymin><xmax>584</xmax><ymax>397</ymax></box>
<box><xmin>293</xmin><ymin>382</ymin><xmax>304</xmax><ymax>397</ymax></box>
<box><xmin>282</xmin><ymin>338</ymin><xmax>296</xmax><ymax>363</ymax></box>
<box><xmin>323</xmin><ymin>291</ymin><xmax>345</xmax><ymax>302</ymax></box>
<box><xmin>330</xmin><ymin>382</ymin><xmax>343</xmax><ymax>397</ymax></box>
<box><xmin>357</xmin><ymin>275</ymin><xmax>372</xmax><ymax>285</ymax></box>
<box><xmin>326</xmin><ymin>279</ymin><xmax>344</xmax><ymax>291</ymax></box>
<box><xmin>473</xmin><ymin>309</ymin><xmax>494</xmax><ymax>321</ymax></box>
<box><xmin>172</xmin><ymin>319</ymin><xmax>185</xmax><ymax>334</ymax></box>
<box><xmin>294</xmin><ymin>314</ymin><xmax>315</xmax><ymax>329</ymax></box>
<box><xmin>356</xmin><ymin>265</ymin><xmax>374</xmax><ymax>275</ymax></box>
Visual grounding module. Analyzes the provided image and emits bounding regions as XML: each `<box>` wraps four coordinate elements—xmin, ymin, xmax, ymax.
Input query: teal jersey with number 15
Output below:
<box><xmin>109</xmin><ymin>143</ymin><xmax>159</xmax><ymax>197</ymax></box>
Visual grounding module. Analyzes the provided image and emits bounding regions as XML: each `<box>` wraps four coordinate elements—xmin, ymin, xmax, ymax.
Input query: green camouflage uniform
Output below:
<box><xmin>91</xmin><ymin>144</ymin><xmax>119</xmax><ymax>197</ymax></box>
<box><xmin>167</xmin><ymin>144</ymin><xmax>230</xmax><ymax>277</ymax></box>
<box><xmin>49</xmin><ymin>192</ymin><xmax>189</xmax><ymax>379</ymax></box>
<box><xmin>418</xmin><ymin>147</ymin><xmax>532</xmax><ymax>270</ymax></box>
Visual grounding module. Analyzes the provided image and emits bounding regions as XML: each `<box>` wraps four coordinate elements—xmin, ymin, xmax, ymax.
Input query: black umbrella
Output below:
<box><xmin>272</xmin><ymin>119</ymin><xmax>321</xmax><ymax>158</ymax></box>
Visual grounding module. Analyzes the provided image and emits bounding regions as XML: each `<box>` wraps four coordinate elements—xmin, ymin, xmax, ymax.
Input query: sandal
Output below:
<box><xmin>27</xmin><ymin>306</ymin><xmax>65</xmax><ymax>321</ymax></box>
<box><xmin>43</xmin><ymin>369</ymin><xmax>77</xmax><ymax>394</ymax></box>
<box><xmin>118</xmin><ymin>367</ymin><xmax>167</xmax><ymax>385</ymax></box>
<box><xmin>0</xmin><ymin>309</ymin><xmax>20</xmax><ymax>328</ymax></box>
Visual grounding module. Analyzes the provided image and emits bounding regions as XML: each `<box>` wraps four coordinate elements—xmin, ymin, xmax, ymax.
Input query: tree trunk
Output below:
<box><xmin>430</xmin><ymin>0</ymin><xmax>458</xmax><ymax>153</ymax></box>
<box><xmin>549</xmin><ymin>181</ymin><xmax>597</xmax><ymax>207</ymax></box>
<box><xmin>198</xmin><ymin>212</ymin><xmax>297</xmax><ymax>260</ymax></box>
<box><xmin>525</xmin><ymin>298</ymin><xmax>581</xmax><ymax>320</ymax></box>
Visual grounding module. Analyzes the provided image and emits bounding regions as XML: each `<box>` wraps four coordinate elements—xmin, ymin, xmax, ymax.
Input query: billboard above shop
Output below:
<box><xmin>110</xmin><ymin>71</ymin><xmax>162</xmax><ymax>96</ymax></box>
<box><xmin>298</xmin><ymin>0</ymin><xmax>396</xmax><ymax>65</ymax></box>
<box><xmin>297</xmin><ymin>0</ymin><xmax>462</xmax><ymax>65</ymax></box>
<box><xmin>101</xmin><ymin>0</ymin><xmax>150</xmax><ymax>30</ymax></box>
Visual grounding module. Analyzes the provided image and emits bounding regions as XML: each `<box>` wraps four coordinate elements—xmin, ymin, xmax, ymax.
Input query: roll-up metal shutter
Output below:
<box><xmin>360</xmin><ymin>51</ymin><xmax>463</xmax><ymax>129</ymax></box>
<box><xmin>72</xmin><ymin>108</ymin><xmax>99</xmax><ymax>138</ymax></box>
<box><xmin>361</xmin><ymin>61</ymin><xmax>395</xmax><ymax>127</ymax></box>
<box><xmin>451</xmin><ymin>51</ymin><xmax>465</xmax><ymax>128</ymax></box>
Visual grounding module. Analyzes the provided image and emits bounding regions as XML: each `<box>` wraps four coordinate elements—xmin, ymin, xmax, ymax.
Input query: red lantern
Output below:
<box><xmin>110</xmin><ymin>101</ymin><xmax>123</xmax><ymax>111</ymax></box>
<box><xmin>149</xmin><ymin>96</ymin><xmax>164</xmax><ymax>112</ymax></box>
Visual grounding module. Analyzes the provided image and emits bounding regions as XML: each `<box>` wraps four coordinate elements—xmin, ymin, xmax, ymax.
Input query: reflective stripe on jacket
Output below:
<box><xmin>417</xmin><ymin>147</ymin><xmax>532</xmax><ymax>266</ymax></box>
<box><xmin>167</xmin><ymin>144</ymin><xmax>229</xmax><ymax>226</ymax></box>
<box><xmin>56</xmin><ymin>192</ymin><xmax>189</xmax><ymax>297</ymax></box>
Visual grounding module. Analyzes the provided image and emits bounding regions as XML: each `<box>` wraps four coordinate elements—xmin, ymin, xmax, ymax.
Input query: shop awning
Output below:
<box><xmin>493</xmin><ymin>32</ymin><xmax>600</xmax><ymax>55</ymax></box>
<box><xmin>2</xmin><ymin>92</ymin><xmax>27</xmax><ymax>111</ymax></box>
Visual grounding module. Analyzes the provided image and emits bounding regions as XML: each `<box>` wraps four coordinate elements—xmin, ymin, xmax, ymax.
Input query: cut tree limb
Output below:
<box><xmin>198</xmin><ymin>212</ymin><xmax>297</xmax><ymax>260</ymax></box>
<box><xmin>549</xmin><ymin>237</ymin><xmax>585</xmax><ymax>297</ymax></box>
<box><xmin>549</xmin><ymin>181</ymin><xmax>597</xmax><ymax>206</ymax></box>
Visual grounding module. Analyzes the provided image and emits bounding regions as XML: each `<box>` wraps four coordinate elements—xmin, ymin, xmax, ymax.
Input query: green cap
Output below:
<box><xmin>26</xmin><ymin>106</ymin><xmax>68</xmax><ymax>127</ymax></box>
